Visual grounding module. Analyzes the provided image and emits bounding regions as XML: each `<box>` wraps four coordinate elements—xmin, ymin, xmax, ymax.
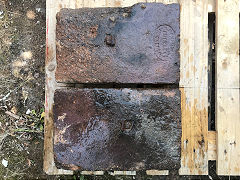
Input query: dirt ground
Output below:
<box><xmin>0</xmin><ymin>0</ymin><xmax>239</xmax><ymax>179</ymax></box>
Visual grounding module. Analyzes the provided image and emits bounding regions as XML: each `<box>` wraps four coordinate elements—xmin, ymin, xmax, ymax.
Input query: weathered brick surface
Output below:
<box><xmin>53</xmin><ymin>88</ymin><xmax>181</xmax><ymax>170</ymax></box>
<box><xmin>56</xmin><ymin>3</ymin><xmax>180</xmax><ymax>84</ymax></box>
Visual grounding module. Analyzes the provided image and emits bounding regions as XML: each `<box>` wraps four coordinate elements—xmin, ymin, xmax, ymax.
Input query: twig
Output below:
<box><xmin>0</xmin><ymin>91</ymin><xmax>11</xmax><ymax>102</ymax></box>
<box><xmin>5</xmin><ymin>111</ymin><xmax>20</xmax><ymax>119</ymax></box>
<box><xmin>14</xmin><ymin>128</ymin><xmax>42</xmax><ymax>133</ymax></box>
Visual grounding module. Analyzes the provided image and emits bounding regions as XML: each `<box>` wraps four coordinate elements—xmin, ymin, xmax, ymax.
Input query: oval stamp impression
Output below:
<box><xmin>154</xmin><ymin>25</ymin><xmax>176</xmax><ymax>61</ymax></box>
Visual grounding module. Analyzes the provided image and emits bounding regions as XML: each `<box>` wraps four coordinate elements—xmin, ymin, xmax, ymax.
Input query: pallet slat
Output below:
<box><xmin>216</xmin><ymin>0</ymin><xmax>239</xmax><ymax>89</ymax></box>
<box><xmin>179</xmin><ymin>0</ymin><xmax>208</xmax><ymax>175</ymax></box>
<box><xmin>216</xmin><ymin>90</ymin><xmax>240</xmax><ymax>175</ymax></box>
<box><xmin>216</xmin><ymin>0</ymin><xmax>240</xmax><ymax>176</ymax></box>
<box><xmin>44</xmin><ymin>0</ymin><xmax>73</xmax><ymax>175</ymax></box>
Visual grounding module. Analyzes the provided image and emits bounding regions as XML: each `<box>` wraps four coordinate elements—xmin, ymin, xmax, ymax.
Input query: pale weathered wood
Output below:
<box><xmin>81</xmin><ymin>171</ymin><xmax>104</xmax><ymax>175</ymax></box>
<box><xmin>146</xmin><ymin>170</ymin><xmax>169</xmax><ymax>175</ymax></box>
<box><xmin>216</xmin><ymin>0</ymin><xmax>239</xmax><ymax>89</ymax></box>
<box><xmin>216</xmin><ymin>89</ymin><xmax>240</xmax><ymax>175</ymax></box>
<box><xmin>44</xmin><ymin>0</ymin><xmax>73</xmax><ymax>175</ymax></box>
<box><xmin>109</xmin><ymin>171</ymin><xmax>136</xmax><ymax>176</ymax></box>
<box><xmin>179</xmin><ymin>0</ymin><xmax>194</xmax><ymax>88</ymax></box>
<box><xmin>179</xmin><ymin>0</ymin><xmax>208</xmax><ymax>175</ymax></box>
<box><xmin>208</xmin><ymin>131</ymin><xmax>216</xmax><ymax>161</ymax></box>
<box><xmin>216</xmin><ymin>0</ymin><xmax>240</xmax><ymax>176</ymax></box>
<box><xmin>208</xmin><ymin>0</ymin><xmax>240</xmax><ymax>13</ymax></box>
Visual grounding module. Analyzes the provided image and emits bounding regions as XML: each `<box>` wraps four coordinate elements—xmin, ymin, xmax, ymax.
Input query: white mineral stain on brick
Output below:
<box><xmin>58</xmin><ymin>113</ymin><xmax>66</xmax><ymax>121</ymax></box>
<box><xmin>54</xmin><ymin>124</ymin><xmax>70</xmax><ymax>144</ymax></box>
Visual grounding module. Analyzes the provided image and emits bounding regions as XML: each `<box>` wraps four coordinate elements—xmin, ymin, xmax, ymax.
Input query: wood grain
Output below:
<box><xmin>216</xmin><ymin>0</ymin><xmax>240</xmax><ymax>176</ymax></box>
<box><xmin>208</xmin><ymin>131</ymin><xmax>216</xmax><ymax>161</ymax></box>
<box><xmin>216</xmin><ymin>89</ymin><xmax>240</xmax><ymax>175</ymax></box>
<box><xmin>179</xmin><ymin>0</ymin><xmax>208</xmax><ymax>175</ymax></box>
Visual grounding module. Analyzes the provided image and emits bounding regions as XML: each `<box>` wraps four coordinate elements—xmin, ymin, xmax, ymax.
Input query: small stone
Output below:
<box><xmin>21</xmin><ymin>51</ymin><xmax>32</xmax><ymax>60</ymax></box>
<box><xmin>34</xmin><ymin>73</ymin><xmax>40</xmax><ymax>78</ymax></box>
<box><xmin>109</xmin><ymin>16</ymin><xmax>115</xmax><ymax>22</ymax></box>
<box><xmin>122</xmin><ymin>13</ymin><xmax>128</xmax><ymax>17</ymax></box>
<box><xmin>2</xmin><ymin>159</ymin><xmax>8</xmax><ymax>167</ymax></box>
<box><xmin>26</xmin><ymin>10</ymin><xmax>36</xmax><ymax>19</ymax></box>
<box><xmin>104</xmin><ymin>34</ymin><xmax>116</xmax><ymax>47</ymax></box>
<box><xmin>48</xmin><ymin>64</ymin><xmax>55</xmax><ymax>71</ymax></box>
<box><xmin>26</xmin><ymin>109</ymin><xmax>31</xmax><ymax>115</ymax></box>
<box><xmin>141</xmin><ymin>4</ymin><xmax>146</xmax><ymax>9</ymax></box>
<box><xmin>10</xmin><ymin>106</ymin><xmax>17</xmax><ymax>114</ymax></box>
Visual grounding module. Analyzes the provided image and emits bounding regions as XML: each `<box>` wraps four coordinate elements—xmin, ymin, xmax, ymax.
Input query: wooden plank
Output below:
<box><xmin>179</xmin><ymin>87</ymin><xmax>208</xmax><ymax>175</ymax></box>
<box><xmin>179</xmin><ymin>0</ymin><xmax>194</xmax><ymax>88</ymax></box>
<box><xmin>109</xmin><ymin>171</ymin><xmax>136</xmax><ymax>176</ymax></box>
<box><xmin>146</xmin><ymin>170</ymin><xmax>169</xmax><ymax>176</ymax></box>
<box><xmin>216</xmin><ymin>0</ymin><xmax>240</xmax><ymax>176</ymax></box>
<box><xmin>216</xmin><ymin>89</ymin><xmax>240</xmax><ymax>175</ymax></box>
<box><xmin>81</xmin><ymin>171</ymin><xmax>104</xmax><ymax>175</ymax></box>
<box><xmin>208</xmin><ymin>131</ymin><xmax>216</xmax><ymax>161</ymax></box>
<box><xmin>179</xmin><ymin>0</ymin><xmax>208</xmax><ymax>175</ymax></box>
<box><xmin>44</xmin><ymin>0</ymin><xmax>73</xmax><ymax>175</ymax></box>
<box><xmin>216</xmin><ymin>0</ymin><xmax>239</xmax><ymax>89</ymax></box>
<box><xmin>208</xmin><ymin>0</ymin><xmax>240</xmax><ymax>13</ymax></box>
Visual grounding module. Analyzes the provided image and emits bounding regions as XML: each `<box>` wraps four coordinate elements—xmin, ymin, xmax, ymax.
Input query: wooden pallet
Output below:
<box><xmin>44</xmin><ymin>0</ymin><xmax>240</xmax><ymax>176</ymax></box>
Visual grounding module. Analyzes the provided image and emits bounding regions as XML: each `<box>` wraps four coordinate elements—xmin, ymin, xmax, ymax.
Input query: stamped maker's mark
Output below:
<box><xmin>154</xmin><ymin>25</ymin><xmax>176</xmax><ymax>60</ymax></box>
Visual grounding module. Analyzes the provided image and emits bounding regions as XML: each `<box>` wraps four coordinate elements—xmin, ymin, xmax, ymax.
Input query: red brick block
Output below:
<box><xmin>56</xmin><ymin>3</ymin><xmax>180</xmax><ymax>84</ymax></box>
<box><xmin>53</xmin><ymin>88</ymin><xmax>181</xmax><ymax>170</ymax></box>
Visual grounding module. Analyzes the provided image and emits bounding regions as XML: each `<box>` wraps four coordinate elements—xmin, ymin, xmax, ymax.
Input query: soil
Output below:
<box><xmin>0</xmin><ymin>0</ymin><xmax>239</xmax><ymax>179</ymax></box>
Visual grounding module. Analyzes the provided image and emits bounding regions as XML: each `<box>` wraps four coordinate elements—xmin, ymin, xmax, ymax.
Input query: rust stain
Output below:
<box><xmin>43</xmin><ymin>106</ymin><xmax>54</xmax><ymax>171</ymax></box>
<box><xmin>190</xmin><ymin>54</ymin><xmax>193</xmax><ymax>62</ymax></box>
<box><xmin>186</xmin><ymin>71</ymin><xmax>189</xmax><ymax>78</ymax></box>
<box><xmin>192</xmin><ymin>65</ymin><xmax>197</xmax><ymax>73</ymax></box>
<box><xmin>46</xmin><ymin>46</ymin><xmax>54</xmax><ymax>64</ymax></box>
<box><xmin>59</xmin><ymin>4</ymin><xmax>62</xmax><ymax>10</ymax></box>
<box><xmin>184</xmin><ymin>38</ymin><xmax>188</xmax><ymax>45</ymax></box>
<box><xmin>235</xmin><ymin>167</ymin><xmax>240</xmax><ymax>172</ymax></box>
<box><xmin>114</xmin><ymin>1</ymin><xmax>121</xmax><ymax>6</ymax></box>
<box><xmin>222</xmin><ymin>58</ymin><xmax>228</xmax><ymax>69</ymax></box>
